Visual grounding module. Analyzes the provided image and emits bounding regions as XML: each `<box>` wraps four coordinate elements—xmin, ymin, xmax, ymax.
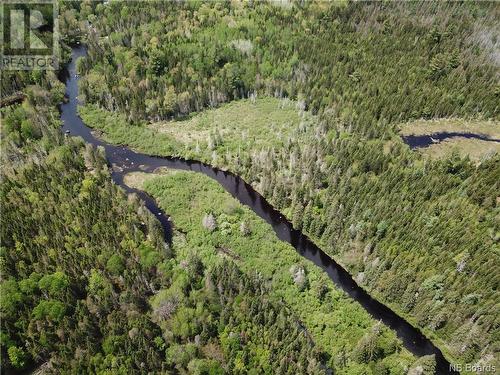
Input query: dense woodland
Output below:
<box><xmin>1</xmin><ymin>0</ymin><xmax>499</xmax><ymax>373</ymax></box>
<box><xmin>0</xmin><ymin>4</ymin><xmax>327</xmax><ymax>372</ymax></box>
<box><xmin>1</xmin><ymin>90</ymin><xmax>330</xmax><ymax>373</ymax></box>
<box><xmin>0</xmin><ymin>86</ymin><xmax>420</xmax><ymax>374</ymax></box>
<box><xmin>74</xmin><ymin>0</ymin><xmax>500</xmax><ymax>369</ymax></box>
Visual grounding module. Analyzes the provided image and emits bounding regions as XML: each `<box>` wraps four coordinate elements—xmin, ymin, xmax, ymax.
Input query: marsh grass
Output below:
<box><xmin>79</xmin><ymin>105</ymin><xmax>181</xmax><ymax>156</ymax></box>
<box><xmin>79</xmin><ymin>97</ymin><xmax>315</xmax><ymax>162</ymax></box>
<box><xmin>420</xmin><ymin>138</ymin><xmax>500</xmax><ymax>161</ymax></box>
<box><xmin>150</xmin><ymin>97</ymin><xmax>312</xmax><ymax>150</ymax></box>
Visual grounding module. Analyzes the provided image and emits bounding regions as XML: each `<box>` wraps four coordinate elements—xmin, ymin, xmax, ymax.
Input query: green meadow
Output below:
<box><xmin>79</xmin><ymin>96</ymin><xmax>313</xmax><ymax>164</ymax></box>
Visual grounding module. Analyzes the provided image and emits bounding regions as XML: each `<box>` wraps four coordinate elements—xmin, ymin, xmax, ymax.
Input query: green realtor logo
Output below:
<box><xmin>1</xmin><ymin>0</ymin><xmax>59</xmax><ymax>70</ymax></box>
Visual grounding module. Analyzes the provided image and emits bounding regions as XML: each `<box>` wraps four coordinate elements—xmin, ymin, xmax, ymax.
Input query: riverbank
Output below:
<box><xmin>77</xmin><ymin>104</ymin><xmax>467</xmax><ymax>373</ymax></box>
<box><xmin>66</xmin><ymin>40</ymin><xmax>495</xmax><ymax>371</ymax></box>
<box><xmin>123</xmin><ymin>169</ymin><xmax>416</xmax><ymax>373</ymax></box>
<box><xmin>78</xmin><ymin>106</ymin><xmax>468</xmax><ymax>374</ymax></box>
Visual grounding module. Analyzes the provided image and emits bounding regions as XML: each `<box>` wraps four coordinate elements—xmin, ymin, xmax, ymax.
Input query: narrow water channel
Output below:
<box><xmin>402</xmin><ymin>132</ymin><xmax>500</xmax><ymax>149</ymax></box>
<box><xmin>61</xmin><ymin>46</ymin><xmax>457</xmax><ymax>374</ymax></box>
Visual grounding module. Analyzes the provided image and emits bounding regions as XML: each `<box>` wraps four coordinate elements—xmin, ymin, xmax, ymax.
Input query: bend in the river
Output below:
<box><xmin>61</xmin><ymin>46</ymin><xmax>457</xmax><ymax>374</ymax></box>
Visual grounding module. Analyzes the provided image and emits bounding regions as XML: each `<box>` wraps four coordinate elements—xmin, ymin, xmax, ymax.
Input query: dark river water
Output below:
<box><xmin>402</xmin><ymin>132</ymin><xmax>500</xmax><ymax>149</ymax></box>
<box><xmin>61</xmin><ymin>46</ymin><xmax>457</xmax><ymax>374</ymax></box>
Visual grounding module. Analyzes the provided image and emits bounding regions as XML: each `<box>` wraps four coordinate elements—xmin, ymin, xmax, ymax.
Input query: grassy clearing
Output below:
<box><xmin>418</xmin><ymin>138</ymin><xmax>500</xmax><ymax>161</ymax></box>
<box><xmin>399</xmin><ymin>118</ymin><xmax>500</xmax><ymax>138</ymax></box>
<box><xmin>123</xmin><ymin>169</ymin><xmax>178</xmax><ymax>188</ymax></box>
<box><xmin>123</xmin><ymin>170</ymin><xmax>415</xmax><ymax>373</ymax></box>
<box><xmin>79</xmin><ymin>96</ymin><xmax>314</xmax><ymax>164</ymax></box>
<box><xmin>399</xmin><ymin>118</ymin><xmax>500</xmax><ymax>160</ymax></box>
<box><xmin>150</xmin><ymin>96</ymin><xmax>313</xmax><ymax>151</ymax></box>
<box><xmin>79</xmin><ymin>105</ymin><xmax>181</xmax><ymax>156</ymax></box>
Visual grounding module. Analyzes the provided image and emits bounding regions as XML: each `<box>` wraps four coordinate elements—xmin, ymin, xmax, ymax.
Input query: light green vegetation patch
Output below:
<box><xmin>399</xmin><ymin>118</ymin><xmax>500</xmax><ymax>138</ymax></box>
<box><xmin>416</xmin><ymin>138</ymin><xmax>500</xmax><ymax>161</ymax></box>
<box><xmin>399</xmin><ymin>118</ymin><xmax>500</xmax><ymax>160</ymax></box>
<box><xmin>78</xmin><ymin>105</ymin><xmax>180</xmax><ymax>155</ymax></box>
<box><xmin>79</xmin><ymin>96</ymin><xmax>314</xmax><ymax>163</ymax></box>
<box><xmin>150</xmin><ymin>96</ymin><xmax>314</xmax><ymax>153</ymax></box>
<box><xmin>123</xmin><ymin>170</ymin><xmax>415</xmax><ymax>373</ymax></box>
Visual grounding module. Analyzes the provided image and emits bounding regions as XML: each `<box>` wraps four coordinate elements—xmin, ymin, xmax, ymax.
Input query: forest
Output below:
<box><xmin>1</xmin><ymin>0</ymin><xmax>499</xmax><ymax>374</ymax></box>
<box><xmin>0</xmin><ymin>47</ymin><xmax>421</xmax><ymax>375</ymax></box>
<box><xmin>1</xmin><ymin>86</ymin><xmax>333</xmax><ymax>373</ymax></box>
<box><xmin>123</xmin><ymin>169</ymin><xmax>420</xmax><ymax>374</ymax></box>
<box><xmin>0</xmin><ymin>45</ymin><xmax>420</xmax><ymax>375</ymax></box>
<box><xmin>73</xmin><ymin>0</ymin><xmax>499</xmax><ymax>370</ymax></box>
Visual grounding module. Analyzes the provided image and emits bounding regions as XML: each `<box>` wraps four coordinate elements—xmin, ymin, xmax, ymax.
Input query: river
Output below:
<box><xmin>61</xmin><ymin>45</ymin><xmax>457</xmax><ymax>374</ymax></box>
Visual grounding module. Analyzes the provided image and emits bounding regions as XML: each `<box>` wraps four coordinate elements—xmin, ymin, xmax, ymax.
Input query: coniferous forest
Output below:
<box><xmin>1</xmin><ymin>1</ymin><xmax>499</xmax><ymax>374</ymax></box>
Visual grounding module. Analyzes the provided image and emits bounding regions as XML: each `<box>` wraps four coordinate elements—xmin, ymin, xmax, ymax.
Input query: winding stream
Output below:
<box><xmin>61</xmin><ymin>46</ymin><xmax>457</xmax><ymax>374</ymax></box>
